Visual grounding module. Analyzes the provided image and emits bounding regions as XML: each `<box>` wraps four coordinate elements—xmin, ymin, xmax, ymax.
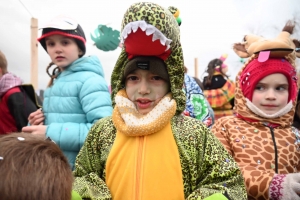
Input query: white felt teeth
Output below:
<box><xmin>121</xmin><ymin>21</ymin><xmax>172</xmax><ymax>51</ymax></box>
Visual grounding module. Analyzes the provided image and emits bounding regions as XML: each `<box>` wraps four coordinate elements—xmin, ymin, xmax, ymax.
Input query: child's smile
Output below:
<box><xmin>136</xmin><ymin>98</ymin><xmax>153</xmax><ymax>109</ymax></box>
<box><xmin>125</xmin><ymin>69</ymin><xmax>170</xmax><ymax>115</ymax></box>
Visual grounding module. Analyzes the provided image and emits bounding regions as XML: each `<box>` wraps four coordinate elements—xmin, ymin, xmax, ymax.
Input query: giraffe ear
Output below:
<box><xmin>292</xmin><ymin>39</ymin><xmax>300</xmax><ymax>58</ymax></box>
<box><xmin>232</xmin><ymin>35</ymin><xmax>264</xmax><ymax>58</ymax></box>
<box><xmin>233</xmin><ymin>42</ymin><xmax>249</xmax><ymax>58</ymax></box>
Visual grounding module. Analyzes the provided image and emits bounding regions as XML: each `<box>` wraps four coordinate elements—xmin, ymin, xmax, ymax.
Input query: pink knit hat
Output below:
<box><xmin>240</xmin><ymin>58</ymin><xmax>298</xmax><ymax>101</ymax></box>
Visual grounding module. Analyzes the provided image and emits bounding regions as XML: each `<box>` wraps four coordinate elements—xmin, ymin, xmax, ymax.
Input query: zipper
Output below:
<box><xmin>269</xmin><ymin>127</ymin><xmax>278</xmax><ymax>173</ymax></box>
<box><xmin>135</xmin><ymin>136</ymin><xmax>144</xmax><ymax>200</ymax></box>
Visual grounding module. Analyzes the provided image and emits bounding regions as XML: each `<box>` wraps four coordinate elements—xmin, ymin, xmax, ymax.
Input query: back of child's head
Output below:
<box><xmin>206</xmin><ymin>58</ymin><xmax>223</xmax><ymax>73</ymax></box>
<box><xmin>0</xmin><ymin>50</ymin><xmax>8</xmax><ymax>74</ymax></box>
<box><xmin>38</xmin><ymin>15</ymin><xmax>86</xmax><ymax>57</ymax></box>
<box><xmin>0</xmin><ymin>133</ymin><xmax>73</xmax><ymax>200</ymax></box>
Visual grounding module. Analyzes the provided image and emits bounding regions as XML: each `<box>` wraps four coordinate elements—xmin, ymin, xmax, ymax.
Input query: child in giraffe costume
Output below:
<box><xmin>212</xmin><ymin>22</ymin><xmax>300</xmax><ymax>199</ymax></box>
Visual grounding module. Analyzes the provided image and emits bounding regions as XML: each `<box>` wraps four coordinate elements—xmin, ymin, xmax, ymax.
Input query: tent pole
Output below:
<box><xmin>194</xmin><ymin>57</ymin><xmax>198</xmax><ymax>78</ymax></box>
<box><xmin>30</xmin><ymin>17</ymin><xmax>38</xmax><ymax>90</ymax></box>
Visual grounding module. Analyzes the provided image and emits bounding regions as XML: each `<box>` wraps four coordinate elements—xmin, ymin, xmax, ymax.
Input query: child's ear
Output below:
<box><xmin>78</xmin><ymin>49</ymin><xmax>83</xmax><ymax>56</ymax></box>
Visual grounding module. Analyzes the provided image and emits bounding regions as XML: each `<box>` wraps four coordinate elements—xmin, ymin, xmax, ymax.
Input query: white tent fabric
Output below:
<box><xmin>0</xmin><ymin>0</ymin><xmax>299</xmax><ymax>90</ymax></box>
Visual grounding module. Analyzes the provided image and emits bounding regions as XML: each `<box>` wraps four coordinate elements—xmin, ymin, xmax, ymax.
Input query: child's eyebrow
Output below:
<box><xmin>277</xmin><ymin>83</ymin><xmax>289</xmax><ymax>87</ymax></box>
<box><xmin>257</xmin><ymin>82</ymin><xmax>289</xmax><ymax>87</ymax></box>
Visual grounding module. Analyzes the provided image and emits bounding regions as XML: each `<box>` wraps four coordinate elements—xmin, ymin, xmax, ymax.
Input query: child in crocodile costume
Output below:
<box><xmin>73</xmin><ymin>2</ymin><xmax>247</xmax><ymax>200</ymax></box>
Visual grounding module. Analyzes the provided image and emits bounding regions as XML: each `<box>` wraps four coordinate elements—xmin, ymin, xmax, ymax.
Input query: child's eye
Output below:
<box><xmin>276</xmin><ymin>86</ymin><xmax>288</xmax><ymax>91</ymax></box>
<box><xmin>127</xmin><ymin>75</ymin><xmax>138</xmax><ymax>81</ymax></box>
<box><xmin>46</xmin><ymin>42</ymin><xmax>54</xmax><ymax>47</ymax></box>
<box><xmin>62</xmin><ymin>40</ymin><xmax>69</xmax><ymax>45</ymax></box>
<box><xmin>255</xmin><ymin>85</ymin><xmax>264</xmax><ymax>91</ymax></box>
<box><xmin>152</xmin><ymin>76</ymin><xmax>163</xmax><ymax>81</ymax></box>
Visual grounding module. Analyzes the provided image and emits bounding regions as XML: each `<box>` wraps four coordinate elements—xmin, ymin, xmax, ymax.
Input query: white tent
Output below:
<box><xmin>1</xmin><ymin>0</ymin><xmax>299</xmax><ymax>91</ymax></box>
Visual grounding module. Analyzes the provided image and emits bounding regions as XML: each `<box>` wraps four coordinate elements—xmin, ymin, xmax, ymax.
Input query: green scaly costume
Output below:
<box><xmin>73</xmin><ymin>2</ymin><xmax>247</xmax><ymax>200</ymax></box>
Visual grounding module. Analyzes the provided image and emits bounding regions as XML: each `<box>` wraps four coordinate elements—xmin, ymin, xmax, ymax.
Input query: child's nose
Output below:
<box><xmin>54</xmin><ymin>45</ymin><xmax>62</xmax><ymax>53</ymax></box>
<box><xmin>138</xmin><ymin>81</ymin><xmax>150</xmax><ymax>95</ymax></box>
<box><xmin>266</xmin><ymin>89</ymin><xmax>276</xmax><ymax>99</ymax></box>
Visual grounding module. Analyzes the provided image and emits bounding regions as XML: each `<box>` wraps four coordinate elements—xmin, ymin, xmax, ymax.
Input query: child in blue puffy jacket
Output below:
<box><xmin>22</xmin><ymin>15</ymin><xmax>113</xmax><ymax>169</ymax></box>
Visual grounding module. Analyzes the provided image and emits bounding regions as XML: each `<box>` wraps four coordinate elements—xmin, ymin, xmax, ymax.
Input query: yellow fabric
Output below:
<box><xmin>105</xmin><ymin>122</ymin><xmax>184</xmax><ymax>200</ymax></box>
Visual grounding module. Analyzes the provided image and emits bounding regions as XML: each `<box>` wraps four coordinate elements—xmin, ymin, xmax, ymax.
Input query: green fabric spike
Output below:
<box><xmin>176</xmin><ymin>17</ymin><xmax>182</xmax><ymax>26</ymax></box>
<box><xmin>71</xmin><ymin>190</ymin><xmax>82</xmax><ymax>200</ymax></box>
<box><xmin>203</xmin><ymin>193</ymin><xmax>228</xmax><ymax>200</ymax></box>
<box><xmin>91</xmin><ymin>25</ymin><xmax>120</xmax><ymax>51</ymax></box>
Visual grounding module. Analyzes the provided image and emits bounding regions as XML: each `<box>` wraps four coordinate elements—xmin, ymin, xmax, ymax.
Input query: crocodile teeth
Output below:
<box><xmin>121</xmin><ymin>20</ymin><xmax>172</xmax><ymax>51</ymax></box>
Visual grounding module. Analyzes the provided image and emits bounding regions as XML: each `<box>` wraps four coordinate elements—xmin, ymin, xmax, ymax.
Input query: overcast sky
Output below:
<box><xmin>1</xmin><ymin>0</ymin><xmax>299</xmax><ymax>91</ymax></box>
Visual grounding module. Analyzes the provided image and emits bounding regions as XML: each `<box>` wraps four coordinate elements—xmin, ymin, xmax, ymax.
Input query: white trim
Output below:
<box><xmin>121</xmin><ymin>21</ymin><xmax>172</xmax><ymax>51</ymax></box>
<box><xmin>115</xmin><ymin>95</ymin><xmax>176</xmax><ymax>126</ymax></box>
<box><xmin>246</xmin><ymin>99</ymin><xmax>293</xmax><ymax>119</ymax></box>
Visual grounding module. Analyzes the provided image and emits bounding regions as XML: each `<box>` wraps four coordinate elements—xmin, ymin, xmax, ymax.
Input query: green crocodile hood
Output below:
<box><xmin>111</xmin><ymin>2</ymin><xmax>185</xmax><ymax>115</ymax></box>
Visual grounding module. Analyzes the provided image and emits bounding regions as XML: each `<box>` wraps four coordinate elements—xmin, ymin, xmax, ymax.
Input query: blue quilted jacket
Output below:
<box><xmin>43</xmin><ymin>55</ymin><xmax>113</xmax><ymax>169</ymax></box>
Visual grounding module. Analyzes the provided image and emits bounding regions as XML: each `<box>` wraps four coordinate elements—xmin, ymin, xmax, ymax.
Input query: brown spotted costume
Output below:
<box><xmin>212</xmin><ymin>25</ymin><xmax>300</xmax><ymax>199</ymax></box>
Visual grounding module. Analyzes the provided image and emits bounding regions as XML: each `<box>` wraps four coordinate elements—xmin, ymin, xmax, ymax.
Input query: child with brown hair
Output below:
<box><xmin>0</xmin><ymin>133</ymin><xmax>76</xmax><ymax>200</ymax></box>
<box><xmin>73</xmin><ymin>2</ymin><xmax>247</xmax><ymax>200</ymax></box>
<box><xmin>203</xmin><ymin>54</ymin><xmax>235</xmax><ymax>121</ymax></box>
<box><xmin>212</xmin><ymin>22</ymin><xmax>300</xmax><ymax>199</ymax></box>
<box><xmin>22</xmin><ymin>15</ymin><xmax>113</xmax><ymax>169</ymax></box>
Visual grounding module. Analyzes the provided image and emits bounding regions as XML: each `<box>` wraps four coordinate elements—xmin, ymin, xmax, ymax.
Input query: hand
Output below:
<box><xmin>269</xmin><ymin>173</ymin><xmax>300</xmax><ymax>200</ymax></box>
<box><xmin>28</xmin><ymin>108</ymin><xmax>45</xmax><ymax>125</ymax></box>
<box><xmin>22</xmin><ymin>125</ymin><xmax>47</xmax><ymax>136</ymax></box>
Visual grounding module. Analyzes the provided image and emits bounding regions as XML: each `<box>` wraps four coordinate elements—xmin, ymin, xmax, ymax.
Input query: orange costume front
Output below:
<box><xmin>212</xmin><ymin>25</ymin><xmax>300</xmax><ymax>199</ymax></box>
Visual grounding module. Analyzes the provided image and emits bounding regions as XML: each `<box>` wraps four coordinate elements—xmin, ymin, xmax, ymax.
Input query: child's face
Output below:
<box><xmin>252</xmin><ymin>73</ymin><xmax>289</xmax><ymax>115</ymax></box>
<box><xmin>45</xmin><ymin>35</ymin><xmax>82</xmax><ymax>69</ymax></box>
<box><xmin>125</xmin><ymin>69</ymin><xmax>170</xmax><ymax>115</ymax></box>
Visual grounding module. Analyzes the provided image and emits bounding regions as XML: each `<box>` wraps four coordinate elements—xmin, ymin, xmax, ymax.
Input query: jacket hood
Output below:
<box><xmin>110</xmin><ymin>2</ymin><xmax>185</xmax><ymax>115</ymax></box>
<box><xmin>234</xmin><ymin>55</ymin><xmax>297</xmax><ymax>128</ymax></box>
<box><xmin>0</xmin><ymin>72</ymin><xmax>22</xmax><ymax>97</ymax></box>
<box><xmin>59</xmin><ymin>55</ymin><xmax>105</xmax><ymax>78</ymax></box>
<box><xmin>233</xmin><ymin>23</ymin><xmax>299</xmax><ymax>127</ymax></box>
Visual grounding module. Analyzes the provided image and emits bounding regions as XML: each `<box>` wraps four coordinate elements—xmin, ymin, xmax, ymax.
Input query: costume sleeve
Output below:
<box><xmin>186</xmin><ymin>126</ymin><xmax>247</xmax><ymax>200</ymax></box>
<box><xmin>46</xmin><ymin>76</ymin><xmax>113</xmax><ymax>156</ymax></box>
<box><xmin>7</xmin><ymin>91</ymin><xmax>36</xmax><ymax>131</ymax></box>
<box><xmin>73</xmin><ymin>119</ymin><xmax>112</xmax><ymax>200</ymax></box>
<box><xmin>212</xmin><ymin>119</ymin><xmax>274</xmax><ymax>199</ymax></box>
